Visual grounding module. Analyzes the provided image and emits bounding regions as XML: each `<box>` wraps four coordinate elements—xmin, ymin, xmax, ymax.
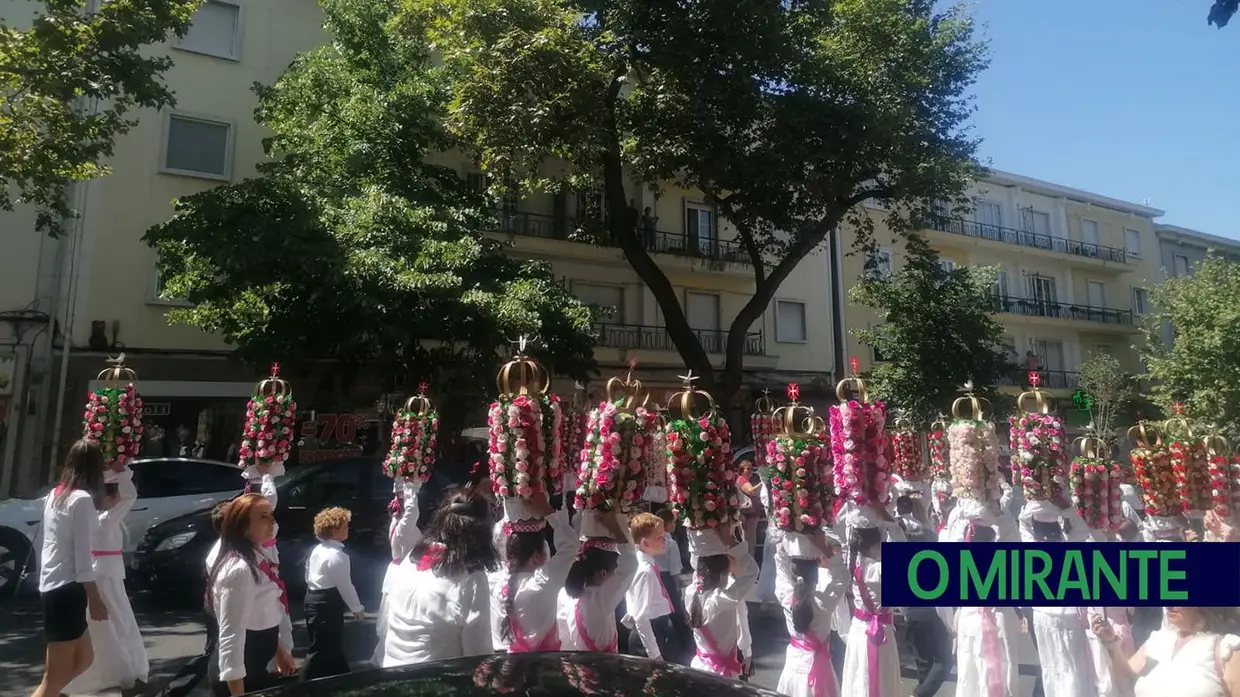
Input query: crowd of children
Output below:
<box><xmin>28</xmin><ymin>440</ymin><xmax>1240</xmax><ymax>697</ymax></box>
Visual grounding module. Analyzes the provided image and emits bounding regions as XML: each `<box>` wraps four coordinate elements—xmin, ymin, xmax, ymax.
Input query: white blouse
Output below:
<box><xmin>773</xmin><ymin>541</ymin><xmax>848</xmax><ymax>641</ymax></box>
<box><xmin>94</xmin><ymin>468</ymin><xmax>138</xmax><ymax>579</ymax></box>
<box><xmin>625</xmin><ymin>551</ymin><xmax>675</xmax><ymax>659</ymax></box>
<box><xmin>556</xmin><ymin>543</ymin><xmax>638</xmax><ymax>651</ymax></box>
<box><xmin>305</xmin><ymin>540</ymin><xmax>363</xmax><ymax>613</ymax></box>
<box><xmin>212</xmin><ymin>555</ymin><xmax>292</xmax><ymax>682</ymax></box>
<box><xmin>683</xmin><ymin>542</ymin><xmax>760</xmax><ymax>665</ymax></box>
<box><xmin>39</xmin><ymin>489</ymin><xmax>98</xmax><ymax>592</ymax></box>
<box><xmin>389</xmin><ymin>479</ymin><xmax>422</xmax><ymax>562</ymax></box>
<box><xmin>1136</xmin><ymin>630</ymin><xmax>1240</xmax><ymax>697</ymax></box>
<box><xmin>490</xmin><ymin>510</ymin><xmax>580</xmax><ymax>652</ymax></box>
<box><xmin>383</xmin><ymin>565</ymin><xmax>492</xmax><ymax>665</ymax></box>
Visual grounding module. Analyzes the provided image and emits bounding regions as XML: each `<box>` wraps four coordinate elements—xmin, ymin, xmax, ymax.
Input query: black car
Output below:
<box><xmin>251</xmin><ymin>653</ymin><xmax>778</xmax><ymax>697</ymax></box>
<box><xmin>133</xmin><ymin>456</ymin><xmax>406</xmax><ymax>605</ymax></box>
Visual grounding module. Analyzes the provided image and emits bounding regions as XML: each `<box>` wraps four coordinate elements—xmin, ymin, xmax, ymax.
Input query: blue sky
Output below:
<box><xmin>966</xmin><ymin>0</ymin><xmax>1239</xmax><ymax>237</ymax></box>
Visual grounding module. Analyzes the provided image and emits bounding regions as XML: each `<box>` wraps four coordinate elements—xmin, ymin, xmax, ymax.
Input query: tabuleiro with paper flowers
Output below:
<box><xmin>751</xmin><ymin>389</ymin><xmax>777</xmax><ymax>470</ymax></box>
<box><xmin>237</xmin><ymin>363</ymin><xmax>296</xmax><ymax>478</ymax></box>
<box><xmin>1201</xmin><ymin>428</ymin><xmax>1233</xmax><ymax>518</ymax></box>
<box><xmin>1165</xmin><ymin>402</ymin><xmax>1211</xmax><ymax>516</ymax></box>
<box><xmin>948</xmin><ymin>381</ymin><xmax>1003</xmax><ymax>504</ymax></box>
<box><xmin>766</xmin><ymin>383</ymin><xmax>834</xmax><ymax>556</ymax></box>
<box><xmin>384</xmin><ymin>382</ymin><xmax>438</xmax><ymax>481</ymax></box>
<box><xmin>1069</xmin><ymin>428</ymin><xmax>1123</xmax><ymax>537</ymax></box>
<box><xmin>575</xmin><ymin>360</ymin><xmax>658</xmax><ymax>536</ymax></box>
<box><xmin>1127</xmin><ymin>420</ymin><xmax>1182</xmax><ymax>540</ymax></box>
<box><xmin>889</xmin><ymin>411</ymin><xmax>927</xmax><ymax>485</ymax></box>
<box><xmin>665</xmin><ymin>371</ymin><xmax>738</xmax><ymax>535</ymax></box>
<box><xmin>1008</xmin><ymin>371</ymin><xmax>1066</xmax><ymax>502</ymax></box>
<box><xmin>829</xmin><ymin>357</ymin><xmax>890</xmax><ymax>511</ymax></box>
<box><xmin>82</xmin><ymin>354</ymin><xmax>144</xmax><ymax>469</ymax></box>
<box><xmin>488</xmin><ymin>337</ymin><xmax>565</xmax><ymax>522</ymax></box>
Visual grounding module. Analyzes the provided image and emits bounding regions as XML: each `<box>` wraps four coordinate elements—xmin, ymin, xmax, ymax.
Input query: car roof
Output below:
<box><xmin>131</xmin><ymin>456</ymin><xmax>235</xmax><ymax>469</ymax></box>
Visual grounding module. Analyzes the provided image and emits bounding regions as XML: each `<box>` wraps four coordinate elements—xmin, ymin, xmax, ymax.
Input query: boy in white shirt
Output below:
<box><xmin>623</xmin><ymin>513</ymin><xmax>683</xmax><ymax>662</ymax></box>
<box><xmin>301</xmin><ymin>507</ymin><xmax>364</xmax><ymax>681</ymax></box>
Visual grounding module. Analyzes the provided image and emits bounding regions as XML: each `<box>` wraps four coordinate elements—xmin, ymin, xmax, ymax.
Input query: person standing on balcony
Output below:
<box><xmin>642</xmin><ymin>207</ymin><xmax>658</xmax><ymax>248</ymax></box>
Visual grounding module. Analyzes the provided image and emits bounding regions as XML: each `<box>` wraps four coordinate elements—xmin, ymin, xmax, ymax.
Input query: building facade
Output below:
<box><xmin>0</xmin><ymin>0</ymin><xmax>836</xmax><ymax>495</ymax></box>
<box><xmin>843</xmin><ymin>170</ymin><xmax>1164</xmax><ymax>407</ymax></box>
<box><xmin>1152</xmin><ymin>224</ymin><xmax>1240</xmax><ymax>346</ymax></box>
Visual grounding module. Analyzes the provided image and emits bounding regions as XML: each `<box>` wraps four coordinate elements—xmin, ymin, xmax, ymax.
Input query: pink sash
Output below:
<box><xmin>257</xmin><ymin>559</ymin><xmax>289</xmax><ymax>614</ymax></box>
<box><xmin>789</xmin><ymin>633</ymin><xmax>837</xmax><ymax>697</ymax></box>
<box><xmin>574</xmin><ymin>601</ymin><xmax>617</xmax><ymax>653</ymax></box>
<box><xmin>695</xmin><ymin>622</ymin><xmax>743</xmax><ymax>678</ymax></box>
<box><xmin>852</xmin><ymin>563</ymin><xmax>892</xmax><ymax>697</ymax></box>
<box><xmin>502</xmin><ymin>585</ymin><xmax>562</xmax><ymax>652</ymax></box>
<box><xmin>978</xmin><ymin>608</ymin><xmax>1007</xmax><ymax>697</ymax></box>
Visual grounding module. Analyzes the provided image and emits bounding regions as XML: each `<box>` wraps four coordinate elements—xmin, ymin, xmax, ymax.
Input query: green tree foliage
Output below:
<box><xmin>1140</xmin><ymin>255</ymin><xmax>1240</xmax><ymax>435</ymax></box>
<box><xmin>1209</xmin><ymin>0</ymin><xmax>1237</xmax><ymax>27</ymax></box>
<box><xmin>1076</xmin><ymin>351</ymin><xmax>1132</xmax><ymax>446</ymax></box>
<box><xmin>407</xmin><ymin>0</ymin><xmax>988</xmax><ymax>407</ymax></box>
<box><xmin>850</xmin><ymin>234</ymin><xmax>1013</xmax><ymax>422</ymax></box>
<box><xmin>1</xmin><ymin>0</ymin><xmax>203</xmax><ymax>236</ymax></box>
<box><xmin>144</xmin><ymin>0</ymin><xmax>598</xmax><ymax>394</ymax></box>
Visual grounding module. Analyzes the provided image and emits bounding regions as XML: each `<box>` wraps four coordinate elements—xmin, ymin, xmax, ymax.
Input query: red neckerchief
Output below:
<box><xmin>257</xmin><ymin>559</ymin><xmax>288</xmax><ymax>614</ymax></box>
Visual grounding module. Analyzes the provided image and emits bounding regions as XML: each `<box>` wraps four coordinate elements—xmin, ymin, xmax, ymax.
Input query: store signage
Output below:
<box><xmin>301</xmin><ymin>413</ymin><xmax>362</xmax><ymax>444</ymax></box>
<box><xmin>142</xmin><ymin>403</ymin><xmax>172</xmax><ymax>417</ymax></box>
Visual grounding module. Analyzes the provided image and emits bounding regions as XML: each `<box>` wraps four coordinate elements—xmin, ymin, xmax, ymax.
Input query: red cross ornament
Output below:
<box><xmin>417</xmin><ymin>381</ymin><xmax>430</xmax><ymax>395</ymax></box>
<box><xmin>270</xmin><ymin>362</ymin><xmax>281</xmax><ymax>378</ymax></box>
<box><xmin>1028</xmin><ymin>371</ymin><xmax>1041</xmax><ymax>388</ymax></box>
<box><xmin>1171</xmin><ymin>401</ymin><xmax>1187</xmax><ymax>416</ymax></box>
<box><xmin>787</xmin><ymin>383</ymin><xmax>800</xmax><ymax>402</ymax></box>
<box><xmin>849</xmin><ymin>357</ymin><xmax>860</xmax><ymax>375</ymax></box>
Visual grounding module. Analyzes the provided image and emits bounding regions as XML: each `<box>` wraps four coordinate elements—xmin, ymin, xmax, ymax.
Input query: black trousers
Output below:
<box><xmin>903</xmin><ymin>607</ymin><xmax>953</xmax><ymax>697</ymax></box>
<box><xmin>209</xmin><ymin>626</ymin><xmax>280</xmax><ymax>697</ymax></box>
<box><xmin>301</xmin><ymin>588</ymin><xmax>350</xmax><ymax>681</ymax></box>
<box><xmin>626</xmin><ymin>614</ymin><xmax>684</xmax><ymax>664</ymax></box>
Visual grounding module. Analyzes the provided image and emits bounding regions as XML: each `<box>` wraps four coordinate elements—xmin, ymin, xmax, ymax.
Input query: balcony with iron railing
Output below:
<box><xmin>594</xmin><ymin>322</ymin><xmax>765</xmax><ymax>356</ymax></box>
<box><xmin>997</xmin><ymin>369</ymin><xmax>1080</xmax><ymax>390</ymax></box>
<box><xmin>925</xmin><ymin>215</ymin><xmax>1129</xmax><ymax>264</ymax></box>
<box><xmin>991</xmin><ymin>296</ymin><xmax>1133</xmax><ymax>326</ymax></box>
<box><xmin>487</xmin><ymin>210</ymin><xmax>753</xmax><ymax>267</ymax></box>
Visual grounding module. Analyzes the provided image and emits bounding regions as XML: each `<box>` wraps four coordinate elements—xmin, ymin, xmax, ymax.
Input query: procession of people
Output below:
<box><xmin>25</xmin><ymin>357</ymin><xmax>1240</xmax><ymax>697</ymax></box>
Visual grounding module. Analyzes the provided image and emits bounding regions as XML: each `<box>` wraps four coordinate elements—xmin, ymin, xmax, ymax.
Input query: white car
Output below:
<box><xmin>0</xmin><ymin>457</ymin><xmax>245</xmax><ymax>597</ymax></box>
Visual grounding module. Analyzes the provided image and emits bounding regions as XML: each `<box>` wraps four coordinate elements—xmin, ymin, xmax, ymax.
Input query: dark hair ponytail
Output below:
<box><xmin>565</xmin><ymin>543</ymin><xmax>619</xmax><ymax>599</ymax></box>
<box><xmin>56</xmin><ymin>439</ymin><xmax>106</xmax><ymax>510</ymax></box>
<box><xmin>790</xmin><ymin>558</ymin><xmax>819</xmax><ymax>634</ymax></box>
<box><xmin>688</xmin><ymin>554</ymin><xmax>730</xmax><ymax>629</ymax></box>
<box><xmin>411</xmin><ymin>487</ymin><xmax>498</xmax><ymax>576</ymax></box>
<box><xmin>500</xmin><ymin>530</ymin><xmax>548</xmax><ymax>642</ymax></box>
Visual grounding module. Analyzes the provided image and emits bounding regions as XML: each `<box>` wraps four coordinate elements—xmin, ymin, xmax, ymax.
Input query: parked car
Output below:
<box><xmin>250</xmin><ymin>652</ymin><xmax>777</xmax><ymax>697</ymax></box>
<box><xmin>132</xmin><ymin>455</ymin><xmax>464</xmax><ymax>605</ymax></box>
<box><xmin>0</xmin><ymin>457</ymin><xmax>244</xmax><ymax>598</ymax></box>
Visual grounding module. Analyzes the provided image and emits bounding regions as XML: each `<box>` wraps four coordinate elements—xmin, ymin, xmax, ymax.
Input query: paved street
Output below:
<box><xmin>1</xmin><ymin>586</ymin><xmax>1046</xmax><ymax>697</ymax></box>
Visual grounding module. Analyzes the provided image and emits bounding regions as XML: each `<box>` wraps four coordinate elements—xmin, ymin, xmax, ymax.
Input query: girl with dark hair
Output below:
<box><xmin>1094</xmin><ymin>606</ymin><xmax>1240</xmax><ymax>697</ymax></box>
<box><xmin>839</xmin><ymin>507</ymin><xmax>904</xmax><ymax>697</ymax></box>
<box><xmin>1018</xmin><ymin>502</ymin><xmax>1104</xmax><ymax>697</ymax></box>
<box><xmin>207</xmin><ymin>464</ymin><xmax>280</xmax><ymax>569</ymax></box>
<box><xmin>952</xmin><ymin>520</ymin><xmax>1021</xmax><ymax>697</ymax></box>
<box><xmin>556</xmin><ymin>511</ymin><xmax>635</xmax><ymax>653</ymax></box>
<box><xmin>207</xmin><ymin>493</ymin><xmax>296</xmax><ymax>697</ymax></box>
<box><xmin>383</xmin><ymin>486</ymin><xmax>499</xmax><ymax>665</ymax></box>
<box><xmin>30</xmin><ymin>440</ymin><xmax>108</xmax><ymax>697</ymax></box>
<box><xmin>66</xmin><ymin>443</ymin><xmax>148</xmax><ymax>695</ymax></box>
<box><xmin>773</xmin><ymin>532</ymin><xmax>847</xmax><ymax>697</ymax></box>
<box><xmin>684</xmin><ymin>525</ymin><xmax>760</xmax><ymax>679</ymax></box>
<box><xmin>491</xmin><ymin>499</ymin><xmax>579</xmax><ymax>653</ymax></box>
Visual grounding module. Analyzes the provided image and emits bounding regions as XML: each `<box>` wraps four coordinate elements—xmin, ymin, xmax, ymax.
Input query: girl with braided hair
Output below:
<box><xmin>489</xmin><ymin>494</ymin><xmax>579</xmax><ymax>653</ymax></box>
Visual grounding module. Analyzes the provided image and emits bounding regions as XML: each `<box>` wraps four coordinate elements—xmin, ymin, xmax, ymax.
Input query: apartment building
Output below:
<box><xmin>0</xmin><ymin>0</ymin><xmax>835</xmax><ymax>495</ymax></box>
<box><xmin>843</xmin><ymin>170</ymin><xmax>1164</xmax><ymax>417</ymax></box>
<box><xmin>1152</xmin><ymin>224</ymin><xmax>1240</xmax><ymax>347</ymax></box>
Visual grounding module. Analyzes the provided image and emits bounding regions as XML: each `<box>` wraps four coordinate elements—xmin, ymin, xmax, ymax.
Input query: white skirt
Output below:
<box><xmin>65</xmin><ymin>574</ymin><xmax>149</xmax><ymax>692</ymax></box>
<box><xmin>370</xmin><ymin>591</ymin><xmax>390</xmax><ymax>668</ymax></box>
<box><xmin>776</xmin><ymin>639</ymin><xmax>839</xmax><ymax>697</ymax></box>
<box><xmin>955</xmin><ymin>607</ymin><xmax>1021</xmax><ymax>697</ymax></box>
<box><xmin>1033</xmin><ymin>610</ymin><xmax>1100</xmax><ymax>697</ymax></box>
<box><xmin>840</xmin><ymin>616</ymin><xmax>899</xmax><ymax>697</ymax></box>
